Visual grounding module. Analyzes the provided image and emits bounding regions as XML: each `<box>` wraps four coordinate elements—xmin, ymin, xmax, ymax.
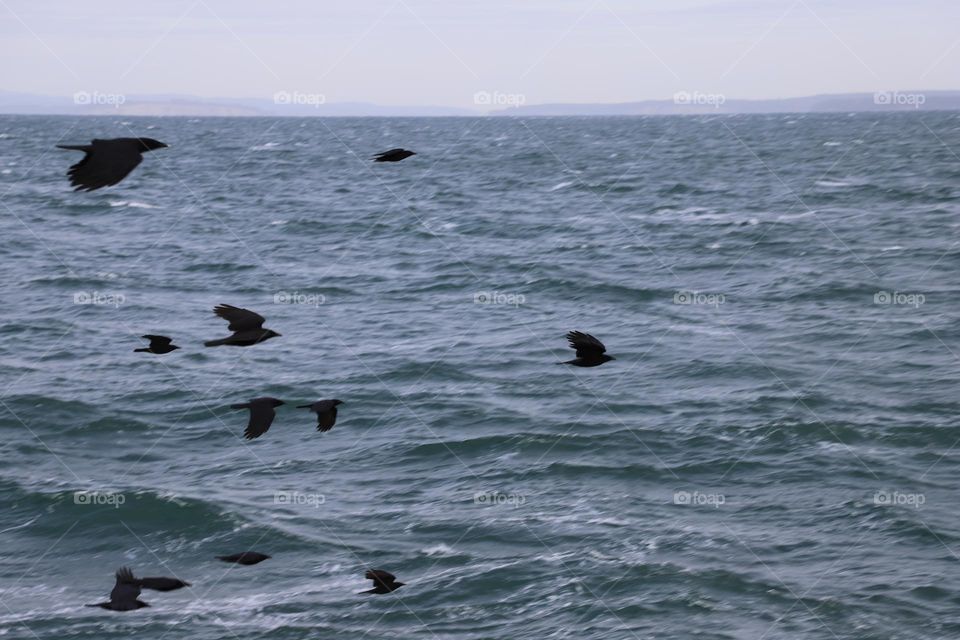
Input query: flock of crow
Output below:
<box><xmin>58</xmin><ymin>136</ymin><xmax>615</xmax><ymax>611</ymax></box>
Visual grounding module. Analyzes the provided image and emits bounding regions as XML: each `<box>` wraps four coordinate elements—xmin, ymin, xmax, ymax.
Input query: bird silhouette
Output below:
<box><xmin>216</xmin><ymin>551</ymin><xmax>271</xmax><ymax>565</ymax></box>
<box><xmin>204</xmin><ymin>304</ymin><xmax>280</xmax><ymax>347</ymax></box>
<box><xmin>85</xmin><ymin>566</ymin><xmax>189</xmax><ymax>611</ymax></box>
<box><xmin>372</xmin><ymin>148</ymin><xmax>416</xmax><ymax>162</ymax></box>
<box><xmin>560</xmin><ymin>331</ymin><xmax>615</xmax><ymax>367</ymax></box>
<box><xmin>231</xmin><ymin>397</ymin><xmax>285</xmax><ymax>440</ymax></box>
<box><xmin>58</xmin><ymin>138</ymin><xmax>167</xmax><ymax>191</ymax></box>
<box><xmin>297</xmin><ymin>399</ymin><xmax>344</xmax><ymax>432</ymax></box>
<box><xmin>134</xmin><ymin>335</ymin><xmax>180</xmax><ymax>354</ymax></box>
<box><xmin>360</xmin><ymin>569</ymin><xmax>405</xmax><ymax>594</ymax></box>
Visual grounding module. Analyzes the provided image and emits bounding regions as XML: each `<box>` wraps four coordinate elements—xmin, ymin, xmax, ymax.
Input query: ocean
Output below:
<box><xmin>1</xmin><ymin>112</ymin><xmax>959</xmax><ymax>639</ymax></box>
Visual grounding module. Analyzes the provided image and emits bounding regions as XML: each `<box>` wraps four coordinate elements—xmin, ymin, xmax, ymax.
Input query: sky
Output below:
<box><xmin>1</xmin><ymin>0</ymin><xmax>958</xmax><ymax>107</ymax></box>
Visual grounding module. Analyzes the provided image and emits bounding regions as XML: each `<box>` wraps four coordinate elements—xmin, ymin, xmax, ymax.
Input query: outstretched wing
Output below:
<box><xmin>110</xmin><ymin>567</ymin><xmax>141</xmax><ymax>604</ymax></box>
<box><xmin>214</xmin><ymin>304</ymin><xmax>265</xmax><ymax>332</ymax></box>
<box><xmin>366</xmin><ymin>569</ymin><xmax>396</xmax><ymax>587</ymax></box>
<box><xmin>139</xmin><ymin>576</ymin><xmax>189</xmax><ymax>591</ymax></box>
<box><xmin>566</xmin><ymin>331</ymin><xmax>606</xmax><ymax>358</ymax></box>
<box><xmin>316</xmin><ymin>406</ymin><xmax>337</xmax><ymax>432</ymax></box>
<box><xmin>143</xmin><ymin>335</ymin><xmax>172</xmax><ymax>347</ymax></box>
<box><xmin>244</xmin><ymin>402</ymin><xmax>277</xmax><ymax>440</ymax></box>
<box><xmin>60</xmin><ymin>140</ymin><xmax>143</xmax><ymax>192</ymax></box>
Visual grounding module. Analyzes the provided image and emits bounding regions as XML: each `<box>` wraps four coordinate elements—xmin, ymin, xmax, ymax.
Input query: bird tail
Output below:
<box><xmin>56</xmin><ymin>144</ymin><xmax>91</xmax><ymax>151</ymax></box>
<box><xmin>204</xmin><ymin>339</ymin><xmax>227</xmax><ymax>347</ymax></box>
<box><xmin>134</xmin><ymin>348</ymin><xmax>150</xmax><ymax>352</ymax></box>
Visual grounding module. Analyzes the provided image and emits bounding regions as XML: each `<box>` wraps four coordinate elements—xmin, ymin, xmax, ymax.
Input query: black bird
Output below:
<box><xmin>138</xmin><ymin>576</ymin><xmax>191</xmax><ymax>591</ymax></box>
<box><xmin>297</xmin><ymin>399</ymin><xmax>344</xmax><ymax>432</ymax></box>
<box><xmin>560</xmin><ymin>331</ymin><xmax>615</xmax><ymax>367</ymax></box>
<box><xmin>58</xmin><ymin>138</ymin><xmax>167</xmax><ymax>191</ymax></box>
<box><xmin>217</xmin><ymin>551</ymin><xmax>271</xmax><ymax>565</ymax></box>
<box><xmin>360</xmin><ymin>569</ymin><xmax>405</xmax><ymax>594</ymax></box>
<box><xmin>231</xmin><ymin>397</ymin><xmax>284</xmax><ymax>440</ymax></box>
<box><xmin>373</xmin><ymin>148</ymin><xmax>416</xmax><ymax>162</ymax></box>
<box><xmin>134</xmin><ymin>335</ymin><xmax>180</xmax><ymax>354</ymax></box>
<box><xmin>204</xmin><ymin>304</ymin><xmax>280</xmax><ymax>347</ymax></box>
<box><xmin>86</xmin><ymin>566</ymin><xmax>189</xmax><ymax>611</ymax></box>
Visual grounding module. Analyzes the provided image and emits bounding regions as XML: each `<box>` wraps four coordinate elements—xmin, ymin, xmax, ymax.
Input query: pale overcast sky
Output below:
<box><xmin>2</xmin><ymin>0</ymin><xmax>957</xmax><ymax>106</ymax></box>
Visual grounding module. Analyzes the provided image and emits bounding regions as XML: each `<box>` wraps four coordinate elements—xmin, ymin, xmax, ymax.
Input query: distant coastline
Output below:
<box><xmin>1</xmin><ymin>90</ymin><xmax>958</xmax><ymax>117</ymax></box>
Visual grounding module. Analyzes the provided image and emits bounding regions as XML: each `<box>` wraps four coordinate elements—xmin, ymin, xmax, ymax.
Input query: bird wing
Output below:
<box><xmin>366</xmin><ymin>569</ymin><xmax>396</xmax><ymax>585</ymax></box>
<box><xmin>62</xmin><ymin>140</ymin><xmax>143</xmax><ymax>192</ymax></box>
<box><xmin>316</xmin><ymin>407</ymin><xmax>337</xmax><ymax>432</ymax></box>
<box><xmin>373</xmin><ymin>148</ymin><xmax>404</xmax><ymax>157</ymax></box>
<box><xmin>214</xmin><ymin>304</ymin><xmax>265</xmax><ymax>331</ymax></box>
<box><xmin>244</xmin><ymin>401</ymin><xmax>277</xmax><ymax>440</ymax></box>
<box><xmin>110</xmin><ymin>567</ymin><xmax>141</xmax><ymax>604</ymax></box>
<box><xmin>566</xmin><ymin>331</ymin><xmax>606</xmax><ymax>358</ymax></box>
<box><xmin>139</xmin><ymin>576</ymin><xmax>188</xmax><ymax>591</ymax></box>
<box><xmin>143</xmin><ymin>335</ymin><xmax>172</xmax><ymax>347</ymax></box>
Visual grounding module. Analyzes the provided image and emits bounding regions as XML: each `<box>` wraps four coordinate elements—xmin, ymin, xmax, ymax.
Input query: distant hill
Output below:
<box><xmin>0</xmin><ymin>91</ymin><xmax>478</xmax><ymax>117</ymax></box>
<box><xmin>1</xmin><ymin>90</ymin><xmax>959</xmax><ymax>117</ymax></box>
<box><xmin>489</xmin><ymin>91</ymin><xmax>960</xmax><ymax>116</ymax></box>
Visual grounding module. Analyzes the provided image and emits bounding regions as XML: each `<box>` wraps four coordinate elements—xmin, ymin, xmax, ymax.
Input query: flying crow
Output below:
<box><xmin>217</xmin><ymin>551</ymin><xmax>271</xmax><ymax>565</ymax></box>
<box><xmin>560</xmin><ymin>331</ymin><xmax>615</xmax><ymax>367</ymax></box>
<box><xmin>373</xmin><ymin>148</ymin><xmax>416</xmax><ymax>162</ymax></box>
<box><xmin>360</xmin><ymin>569</ymin><xmax>405</xmax><ymax>594</ymax></box>
<box><xmin>58</xmin><ymin>138</ymin><xmax>167</xmax><ymax>191</ymax></box>
<box><xmin>297</xmin><ymin>399</ymin><xmax>344</xmax><ymax>432</ymax></box>
<box><xmin>134</xmin><ymin>335</ymin><xmax>180</xmax><ymax>354</ymax></box>
<box><xmin>205</xmin><ymin>304</ymin><xmax>280</xmax><ymax>347</ymax></box>
<box><xmin>86</xmin><ymin>566</ymin><xmax>188</xmax><ymax>611</ymax></box>
<box><xmin>231</xmin><ymin>397</ymin><xmax>284</xmax><ymax>440</ymax></box>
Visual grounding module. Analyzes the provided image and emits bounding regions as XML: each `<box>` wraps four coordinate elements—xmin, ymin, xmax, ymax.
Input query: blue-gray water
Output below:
<box><xmin>1</xmin><ymin>113</ymin><xmax>959</xmax><ymax>639</ymax></box>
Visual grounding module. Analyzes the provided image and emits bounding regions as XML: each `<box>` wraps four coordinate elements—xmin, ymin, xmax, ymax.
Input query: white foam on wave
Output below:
<box><xmin>251</xmin><ymin>142</ymin><xmax>283</xmax><ymax>151</ymax></box>
<box><xmin>823</xmin><ymin>141</ymin><xmax>842</xmax><ymax>147</ymax></box>
<box><xmin>422</xmin><ymin>543</ymin><xmax>458</xmax><ymax>557</ymax></box>
<box><xmin>109</xmin><ymin>200</ymin><xmax>158</xmax><ymax>209</ymax></box>
<box><xmin>549</xmin><ymin>181</ymin><xmax>573</xmax><ymax>191</ymax></box>
<box><xmin>816</xmin><ymin>180</ymin><xmax>852</xmax><ymax>188</ymax></box>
